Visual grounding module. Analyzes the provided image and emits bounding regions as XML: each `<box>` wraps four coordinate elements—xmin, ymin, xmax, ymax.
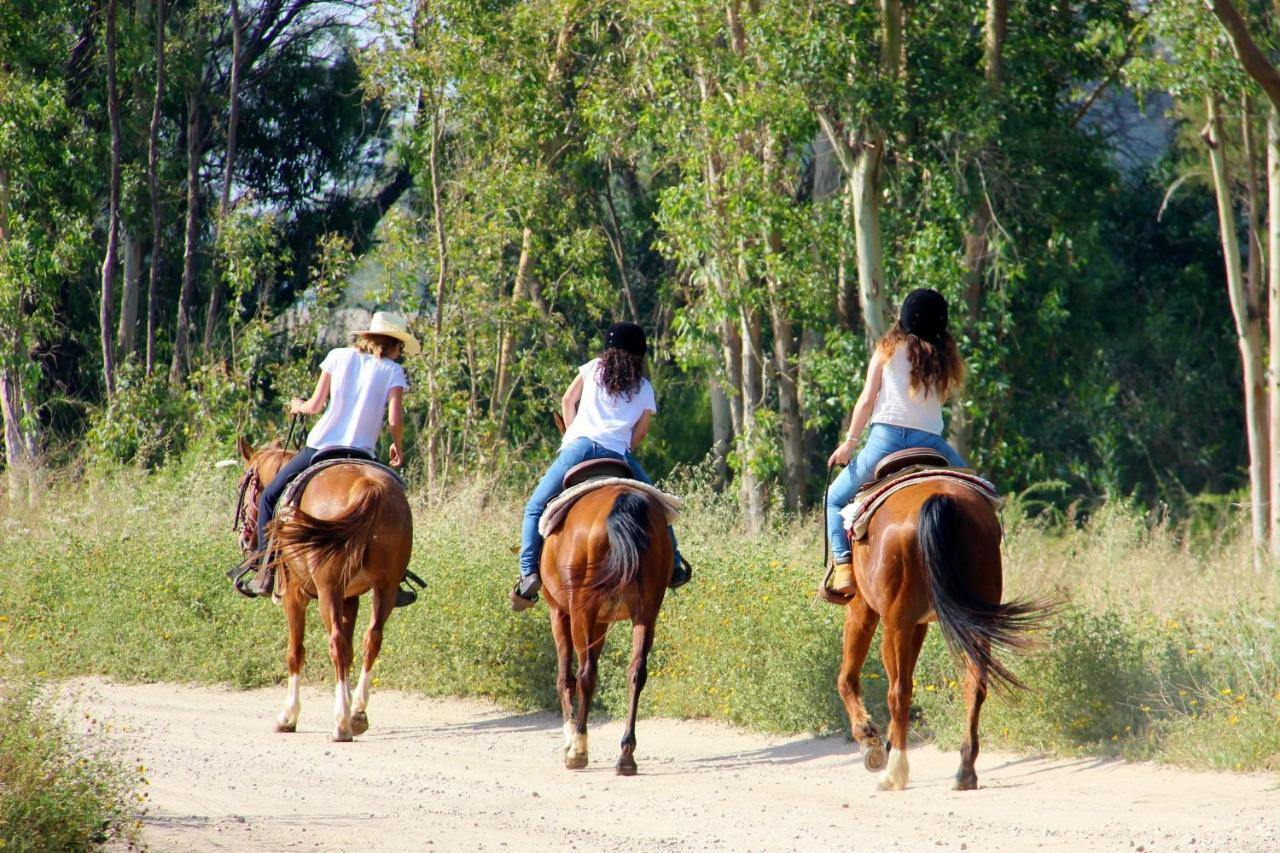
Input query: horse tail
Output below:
<box><xmin>589</xmin><ymin>489</ymin><xmax>652</xmax><ymax>599</ymax></box>
<box><xmin>918</xmin><ymin>493</ymin><xmax>1050</xmax><ymax>692</ymax></box>
<box><xmin>269</xmin><ymin>473</ymin><xmax>393</xmax><ymax>591</ymax></box>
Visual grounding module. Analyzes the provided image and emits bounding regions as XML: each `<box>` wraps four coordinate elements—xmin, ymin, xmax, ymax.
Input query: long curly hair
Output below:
<box><xmin>876</xmin><ymin>320</ymin><xmax>965</xmax><ymax>400</ymax></box>
<box><xmin>597</xmin><ymin>347</ymin><xmax>646</xmax><ymax>400</ymax></box>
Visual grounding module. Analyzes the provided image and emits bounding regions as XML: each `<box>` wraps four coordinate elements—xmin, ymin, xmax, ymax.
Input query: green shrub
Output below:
<box><xmin>0</xmin><ymin>674</ymin><xmax>139</xmax><ymax>851</ymax></box>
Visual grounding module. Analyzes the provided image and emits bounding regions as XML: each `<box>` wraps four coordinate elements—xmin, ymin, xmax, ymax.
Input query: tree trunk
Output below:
<box><xmin>738</xmin><ymin>306</ymin><xmax>767</xmax><ymax>531</ymax></box>
<box><xmin>170</xmin><ymin>87</ymin><xmax>201</xmax><ymax>383</ymax></box>
<box><xmin>203</xmin><ymin>0</ymin><xmax>242</xmax><ymax>350</ymax></box>
<box><xmin>427</xmin><ymin>104</ymin><xmax>447</xmax><ymax>492</ymax></box>
<box><xmin>117</xmin><ymin>230</ymin><xmax>142</xmax><ymax>357</ymax></box>
<box><xmin>770</xmin><ymin>291</ymin><xmax>805</xmax><ymax>511</ymax></box>
<box><xmin>1269</xmin><ymin>107</ymin><xmax>1280</xmax><ymax>559</ymax></box>
<box><xmin>100</xmin><ymin>0</ymin><xmax>122</xmax><ymax>399</ymax></box>
<box><xmin>1205</xmin><ymin>94</ymin><xmax>1269</xmax><ymax>571</ymax></box>
<box><xmin>709</xmin><ymin>377</ymin><xmax>732</xmax><ymax>487</ymax></box>
<box><xmin>0</xmin><ymin>167</ymin><xmax>37</xmax><ymax>499</ymax></box>
<box><xmin>849</xmin><ymin>142</ymin><xmax>891</xmax><ymax>345</ymax></box>
<box><xmin>146</xmin><ymin>0</ymin><xmax>166</xmax><ymax>377</ymax></box>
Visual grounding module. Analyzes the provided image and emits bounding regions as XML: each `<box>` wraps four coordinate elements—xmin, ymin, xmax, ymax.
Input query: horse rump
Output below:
<box><xmin>588</xmin><ymin>489</ymin><xmax>653</xmax><ymax>599</ymax></box>
<box><xmin>268</xmin><ymin>474</ymin><xmax>393</xmax><ymax>591</ymax></box>
<box><xmin>917</xmin><ymin>492</ymin><xmax>1053</xmax><ymax>691</ymax></box>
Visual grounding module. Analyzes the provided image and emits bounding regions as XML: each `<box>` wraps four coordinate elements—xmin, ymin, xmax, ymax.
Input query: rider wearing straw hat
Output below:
<box><xmin>232</xmin><ymin>311</ymin><xmax>419</xmax><ymax>598</ymax></box>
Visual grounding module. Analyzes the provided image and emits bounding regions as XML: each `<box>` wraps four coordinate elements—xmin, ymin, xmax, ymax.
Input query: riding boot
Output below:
<box><xmin>669</xmin><ymin>554</ymin><xmax>692</xmax><ymax>589</ymax></box>
<box><xmin>830</xmin><ymin>563</ymin><xmax>855</xmax><ymax>595</ymax></box>
<box><xmin>246</xmin><ymin>564</ymin><xmax>276</xmax><ymax>598</ymax></box>
<box><xmin>510</xmin><ymin>573</ymin><xmax>542</xmax><ymax>611</ymax></box>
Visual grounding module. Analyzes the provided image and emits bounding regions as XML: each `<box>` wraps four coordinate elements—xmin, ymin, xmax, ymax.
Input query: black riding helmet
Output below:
<box><xmin>899</xmin><ymin>288</ymin><xmax>948</xmax><ymax>344</ymax></box>
<box><xmin>605</xmin><ymin>321</ymin><xmax>647</xmax><ymax>357</ymax></box>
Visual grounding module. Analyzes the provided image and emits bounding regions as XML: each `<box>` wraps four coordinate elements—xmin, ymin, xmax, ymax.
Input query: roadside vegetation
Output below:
<box><xmin>2</xmin><ymin>458</ymin><xmax>1275</xmax><ymax>773</ymax></box>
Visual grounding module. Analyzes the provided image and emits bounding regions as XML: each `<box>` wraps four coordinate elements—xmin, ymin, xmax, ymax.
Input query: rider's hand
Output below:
<box><xmin>288</xmin><ymin>398</ymin><xmax>307</xmax><ymax>415</ymax></box>
<box><xmin>389</xmin><ymin>443</ymin><xmax>403</xmax><ymax>468</ymax></box>
<box><xmin>827</xmin><ymin>438</ymin><xmax>856</xmax><ymax>468</ymax></box>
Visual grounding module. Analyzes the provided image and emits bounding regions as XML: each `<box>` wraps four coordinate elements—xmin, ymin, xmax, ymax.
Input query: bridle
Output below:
<box><xmin>233</xmin><ymin>465</ymin><xmax>264</xmax><ymax>554</ymax></box>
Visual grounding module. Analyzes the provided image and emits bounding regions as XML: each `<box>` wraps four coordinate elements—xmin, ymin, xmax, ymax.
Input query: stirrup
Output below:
<box><xmin>817</xmin><ymin>562</ymin><xmax>855</xmax><ymax>606</ymax></box>
<box><xmin>395</xmin><ymin>569</ymin><xmax>427</xmax><ymax>608</ymax></box>
<box><xmin>509</xmin><ymin>574</ymin><xmax>541</xmax><ymax>612</ymax></box>
<box><xmin>669</xmin><ymin>555</ymin><xmax>692</xmax><ymax>589</ymax></box>
<box><xmin>229</xmin><ymin>553</ymin><xmax>265</xmax><ymax>599</ymax></box>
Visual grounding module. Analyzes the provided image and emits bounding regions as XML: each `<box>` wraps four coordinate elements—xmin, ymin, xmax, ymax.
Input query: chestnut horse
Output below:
<box><xmin>835</xmin><ymin>479</ymin><xmax>1050</xmax><ymax>791</ymax></box>
<box><xmin>235</xmin><ymin>437</ymin><xmax>412</xmax><ymax>742</ymax></box>
<box><xmin>540</xmin><ymin>484</ymin><xmax>673</xmax><ymax>775</ymax></box>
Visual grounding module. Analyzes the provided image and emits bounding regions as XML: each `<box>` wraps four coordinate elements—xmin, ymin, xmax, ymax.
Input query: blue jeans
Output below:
<box><xmin>519</xmin><ymin>437</ymin><xmax>679</xmax><ymax>577</ymax></box>
<box><xmin>824</xmin><ymin>423</ymin><xmax>967</xmax><ymax>563</ymax></box>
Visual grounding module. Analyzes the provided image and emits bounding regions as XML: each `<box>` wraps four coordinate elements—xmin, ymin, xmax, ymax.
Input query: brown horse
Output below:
<box><xmin>539</xmin><ymin>484</ymin><xmax>673</xmax><ymax>775</ymax></box>
<box><xmin>836</xmin><ymin>479</ymin><xmax>1050</xmax><ymax>791</ymax></box>
<box><xmin>235</xmin><ymin>438</ymin><xmax>413</xmax><ymax>742</ymax></box>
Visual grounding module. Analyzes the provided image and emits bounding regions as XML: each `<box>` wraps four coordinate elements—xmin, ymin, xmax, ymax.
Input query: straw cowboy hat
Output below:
<box><xmin>352</xmin><ymin>311</ymin><xmax>421</xmax><ymax>356</ymax></box>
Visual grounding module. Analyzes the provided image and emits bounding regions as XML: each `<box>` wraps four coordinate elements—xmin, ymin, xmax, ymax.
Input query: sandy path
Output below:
<box><xmin>77</xmin><ymin>678</ymin><xmax>1278</xmax><ymax>852</ymax></box>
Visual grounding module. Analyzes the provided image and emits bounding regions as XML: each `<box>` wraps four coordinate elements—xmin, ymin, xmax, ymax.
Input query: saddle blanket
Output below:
<box><xmin>540</xmin><ymin>478</ymin><xmax>682</xmax><ymax>538</ymax></box>
<box><xmin>839</xmin><ymin>469</ymin><xmax>1001</xmax><ymax>541</ymax></box>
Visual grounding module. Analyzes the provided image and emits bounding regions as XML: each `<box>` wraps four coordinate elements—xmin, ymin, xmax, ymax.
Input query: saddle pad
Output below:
<box><xmin>279</xmin><ymin>457</ymin><xmax>406</xmax><ymax>511</ymax></box>
<box><xmin>539</xmin><ymin>478</ymin><xmax>682</xmax><ymax>538</ymax></box>
<box><xmin>839</xmin><ymin>469</ymin><xmax>1001</xmax><ymax>541</ymax></box>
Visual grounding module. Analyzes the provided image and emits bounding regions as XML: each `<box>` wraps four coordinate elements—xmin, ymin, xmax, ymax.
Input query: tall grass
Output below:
<box><xmin>0</xmin><ymin>460</ymin><xmax>1277</xmax><ymax>771</ymax></box>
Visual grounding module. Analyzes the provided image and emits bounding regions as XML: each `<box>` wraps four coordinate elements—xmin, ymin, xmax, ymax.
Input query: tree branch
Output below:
<box><xmin>1208</xmin><ymin>0</ymin><xmax>1280</xmax><ymax>113</ymax></box>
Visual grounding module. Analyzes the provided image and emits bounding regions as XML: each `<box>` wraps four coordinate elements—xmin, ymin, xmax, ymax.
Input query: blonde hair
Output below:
<box><xmin>354</xmin><ymin>333</ymin><xmax>403</xmax><ymax>359</ymax></box>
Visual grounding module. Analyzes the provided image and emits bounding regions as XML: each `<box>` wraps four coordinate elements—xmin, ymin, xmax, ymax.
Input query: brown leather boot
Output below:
<box><xmin>246</xmin><ymin>565</ymin><xmax>276</xmax><ymax>598</ymax></box>
<box><xmin>830</xmin><ymin>563</ymin><xmax>855</xmax><ymax>595</ymax></box>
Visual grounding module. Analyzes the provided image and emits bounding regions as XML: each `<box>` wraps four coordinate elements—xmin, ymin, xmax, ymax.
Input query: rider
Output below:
<box><xmin>233</xmin><ymin>311</ymin><xmax>417</xmax><ymax>598</ymax></box>
<box><xmin>511</xmin><ymin>321</ymin><xmax>692</xmax><ymax>610</ymax></box>
<box><xmin>824</xmin><ymin>288</ymin><xmax>967</xmax><ymax>597</ymax></box>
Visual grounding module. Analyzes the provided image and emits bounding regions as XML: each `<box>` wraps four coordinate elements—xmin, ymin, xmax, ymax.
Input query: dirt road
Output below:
<box><xmin>79</xmin><ymin>678</ymin><xmax>1277</xmax><ymax>852</ymax></box>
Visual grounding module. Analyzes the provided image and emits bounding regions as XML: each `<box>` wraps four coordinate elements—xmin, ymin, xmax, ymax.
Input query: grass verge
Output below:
<box><xmin>0</xmin><ymin>461</ymin><xmax>1277</xmax><ymax>772</ymax></box>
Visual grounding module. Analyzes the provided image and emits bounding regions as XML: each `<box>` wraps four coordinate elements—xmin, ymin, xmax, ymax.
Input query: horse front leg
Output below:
<box><xmin>838</xmin><ymin>596</ymin><xmax>885</xmax><ymax>771</ymax></box>
<box><xmin>351</xmin><ymin>585</ymin><xmax>395</xmax><ymax>737</ymax></box>
<box><xmin>616</xmin><ymin>617</ymin><xmax>654</xmax><ymax>776</ymax></box>
<box><xmin>275</xmin><ymin>588</ymin><xmax>307</xmax><ymax>733</ymax></box>
<box><xmin>549</xmin><ymin>607</ymin><xmax>576</xmax><ymax>760</ymax></box>
<box><xmin>878</xmin><ymin>622</ymin><xmax>928</xmax><ymax>791</ymax></box>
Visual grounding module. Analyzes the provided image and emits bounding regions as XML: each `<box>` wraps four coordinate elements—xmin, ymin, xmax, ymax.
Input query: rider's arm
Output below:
<box><xmin>561</xmin><ymin>374</ymin><xmax>584</xmax><ymax>428</ymax></box>
<box><xmin>630</xmin><ymin>410</ymin><xmax>653</xmax><ymax>449</ymax></box>
<box><xmin>387</xmin><ymin>387</ymin><xmax>405</xmax><ymax>467</ymax></box>
<box><xmin>827</xmin><ymin>349</ymin><xmax>884</xmax><ymax>466</ymax></box>
<box><xmin>290</xmin><ymin>372</ymin><xmax>331</xmax><ymax>416</ymax></box>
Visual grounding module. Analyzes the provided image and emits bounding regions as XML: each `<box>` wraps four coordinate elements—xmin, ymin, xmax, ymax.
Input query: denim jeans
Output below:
<box><xmin>824</xmin><ymin>423</ymin><xmax>967</xmax><ymax>564</ymax></box>
<box><xmin>256</xmin><ymin>446</ymin><xmax>317</xmax><ymax>549</ymax></box>
<box><xmin>519</xmin><ymin>437</ymin><xmax>680</xmax><ymax>577</ymax></box>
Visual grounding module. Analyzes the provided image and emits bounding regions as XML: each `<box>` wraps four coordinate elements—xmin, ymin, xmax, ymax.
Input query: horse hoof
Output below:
<box><xmin>275</xmin><ymin>721</ymin><xmax>297</xmax><ymax>733</ymax></box>
<box><xmin>616</xmin><ymin>760</ymin><xmax>637</xmax><ymax>776</ymax></box>
<box><xmin>953</xmin><ymin>773</ymin><xmax>978</xmax><ymax>791</ymax></box>
<box><xmin>565</xmin><ymin>753</ymin><xmax>588</xmax><ymax>770</ymax></box>
<box><xmin>351</xmin><ymin>712</ymin><xmax>369</xmax><ymax>736</ymax></box>
<box><xmin>863</xmin><ymin>741</ymin><xmax>887</xmax><ymax>772</ymax></box>
<box><xmin>333</xmin><ymin>729</ymin><xmax>354</xmax><ymax>743</ymax></box>
<box><xmin>877</xmin><ymin>775</ymin><xmax>905</xmax><ymax>792</ymax></box>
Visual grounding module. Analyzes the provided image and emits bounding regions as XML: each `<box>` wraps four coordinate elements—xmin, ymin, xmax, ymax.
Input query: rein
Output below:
<box><xmin>822</xmin><ymin>463</ymin><xmax>836</xmax><ymax>571</ymax></box>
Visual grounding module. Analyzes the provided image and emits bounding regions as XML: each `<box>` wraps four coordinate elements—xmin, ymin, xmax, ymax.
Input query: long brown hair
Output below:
<box><xmin>597</xmin><ymin>348</ymin><xmax>645</xmax><ymax>399</ymax></box>
<box><xmin>876</xmin><ymin>320</ymin><xmax>965</xmax><ymax>400</ymax></box>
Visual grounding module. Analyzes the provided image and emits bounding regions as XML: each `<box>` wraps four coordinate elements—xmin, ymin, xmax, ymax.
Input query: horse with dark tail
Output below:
<box><xmin>834</xmin><ymin>480</ymin><xmax>1054</xmax><ymax>792</ymax></box>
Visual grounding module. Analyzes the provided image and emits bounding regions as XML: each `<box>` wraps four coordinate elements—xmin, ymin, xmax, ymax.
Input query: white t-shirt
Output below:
<box><xmin>870</xmin><ymin>344</ymin><xmax>945</xmax><ymax>435</ymax></box>
<box><xmin>560</xmin><ymin>358</ymin><xmax>657</xmax><ymax>456</ymax></box>
<box><xmin>306</xmin><ymin>347</ymin><xmax>409</xmax><ymax>452</ymax></box>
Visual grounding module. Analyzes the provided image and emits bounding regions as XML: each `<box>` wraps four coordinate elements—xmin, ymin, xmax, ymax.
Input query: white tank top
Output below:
<box><xmin>870</xmin><ymin>345</ymin><xmax>944</xmax><ymax>435</ymax></box>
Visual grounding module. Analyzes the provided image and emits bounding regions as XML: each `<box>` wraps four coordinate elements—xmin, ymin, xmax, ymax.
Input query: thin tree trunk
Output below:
<box><xmin>709</xmin><ymin>377</ymin><xmax>732</xmax><ymax>487</ymax></box>
<box><xmin>170</xmin><ymin>88</ymin><xmax>201</xmax><ymax>383</ymax></box>
<box><xmin>739</xmin><ymin>306</ymin><xmax>767</xmax><ymax>531</ymax></box>
<box><xmin>100</xmin><ymin>0</ymin><xmax>122</xmax><ymax>399</ymax></box>
<box><xmin>203</xmin><ymin>0</ymin><xmax>241</xmax><ymax>350</ymax></box>
<box><xmin>1205</xmin><ymin>94</ymin><xmax>1269</xmax><ymax>571</ymax></box>
<box><xmin>770</xmin><ymin>290</ymin><xmax>805</xmax><ymax>511</ymax></box>
<box><xmin>1269</xmin><ymin>107</ymin><xmax>1280</xmax><ymax>559</ymax></box>
<box><xmin>849</xmin><ymin>143</ymin><xmax>891</xmax><ymax>345</ymax></box>
<box><xmin>0</xmin><ymin>167</ymin><xmax>37</xmax><ymax>499</ymax></box>
<box><xmin>117</xmin><ymin>230</ymin><xmax>142</xmax><ymax>356</ymax></box>
<box><xmin>146</xmin><ymin>0</ymin><xmax>166</xmax><ymax>377</ymax></box>
<box><xmin>427</xmin><ymin>103</ymin><xmax>447</xmax><ymax>491</ymax></box>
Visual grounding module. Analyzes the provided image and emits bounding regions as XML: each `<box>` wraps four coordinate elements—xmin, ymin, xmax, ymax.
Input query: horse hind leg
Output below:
<box><xmin>837</xmin><ymin>596</ymin><xmax>885</xmax><ymax>771</ymax></box>
<box><xmin>616</xmin><ymin>617</ymin><xmax>654</xmax><ymax>776</ymax></box>
<box><xmin>275</xmin><ymin>590</ymin><xmax>307</xmax><ymax>733</ymax></box>
<box><xmin>566</xmin><ymin>616</ymin><xmax>605</xmax><ymax>770</ymax></box>
<box><xmin>550</xmin><ymin>607</ymin><xmax>576</xmax><ymax>758</ymax></box>
<box><xmin>351</xmin><ymin>584</ymin><xmax>395</xmax><ymax>737</ymax></box>
<box><xmin>319</xmin><ymin>591</ymin><xmax>357</xmax><ymax>742</ymax></box>
<box><xmin>878</xmin><ymin>622</ymin><xmax>927</xmax><ymax>792</ymax></box>
<box><xmin>954</xmin><ymin>644</ymin><xmax>989</xmax><ymax>791</ymax></box>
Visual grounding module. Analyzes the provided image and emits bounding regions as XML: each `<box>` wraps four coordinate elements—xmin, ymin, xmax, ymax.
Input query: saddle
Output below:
<box><xmin>561</xmin><ymin>457</ymin><xmax>635</xmax><ymax>490</ymax></box>
<box><xmin>539</xmin><ymin>463</ymin><xmax>681</xmax><ymax>539</ymax></box>
<box><xmin>278</xmin><ymin>452</ymin><xmax>406</xmax><ymax>511</ymax></box>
